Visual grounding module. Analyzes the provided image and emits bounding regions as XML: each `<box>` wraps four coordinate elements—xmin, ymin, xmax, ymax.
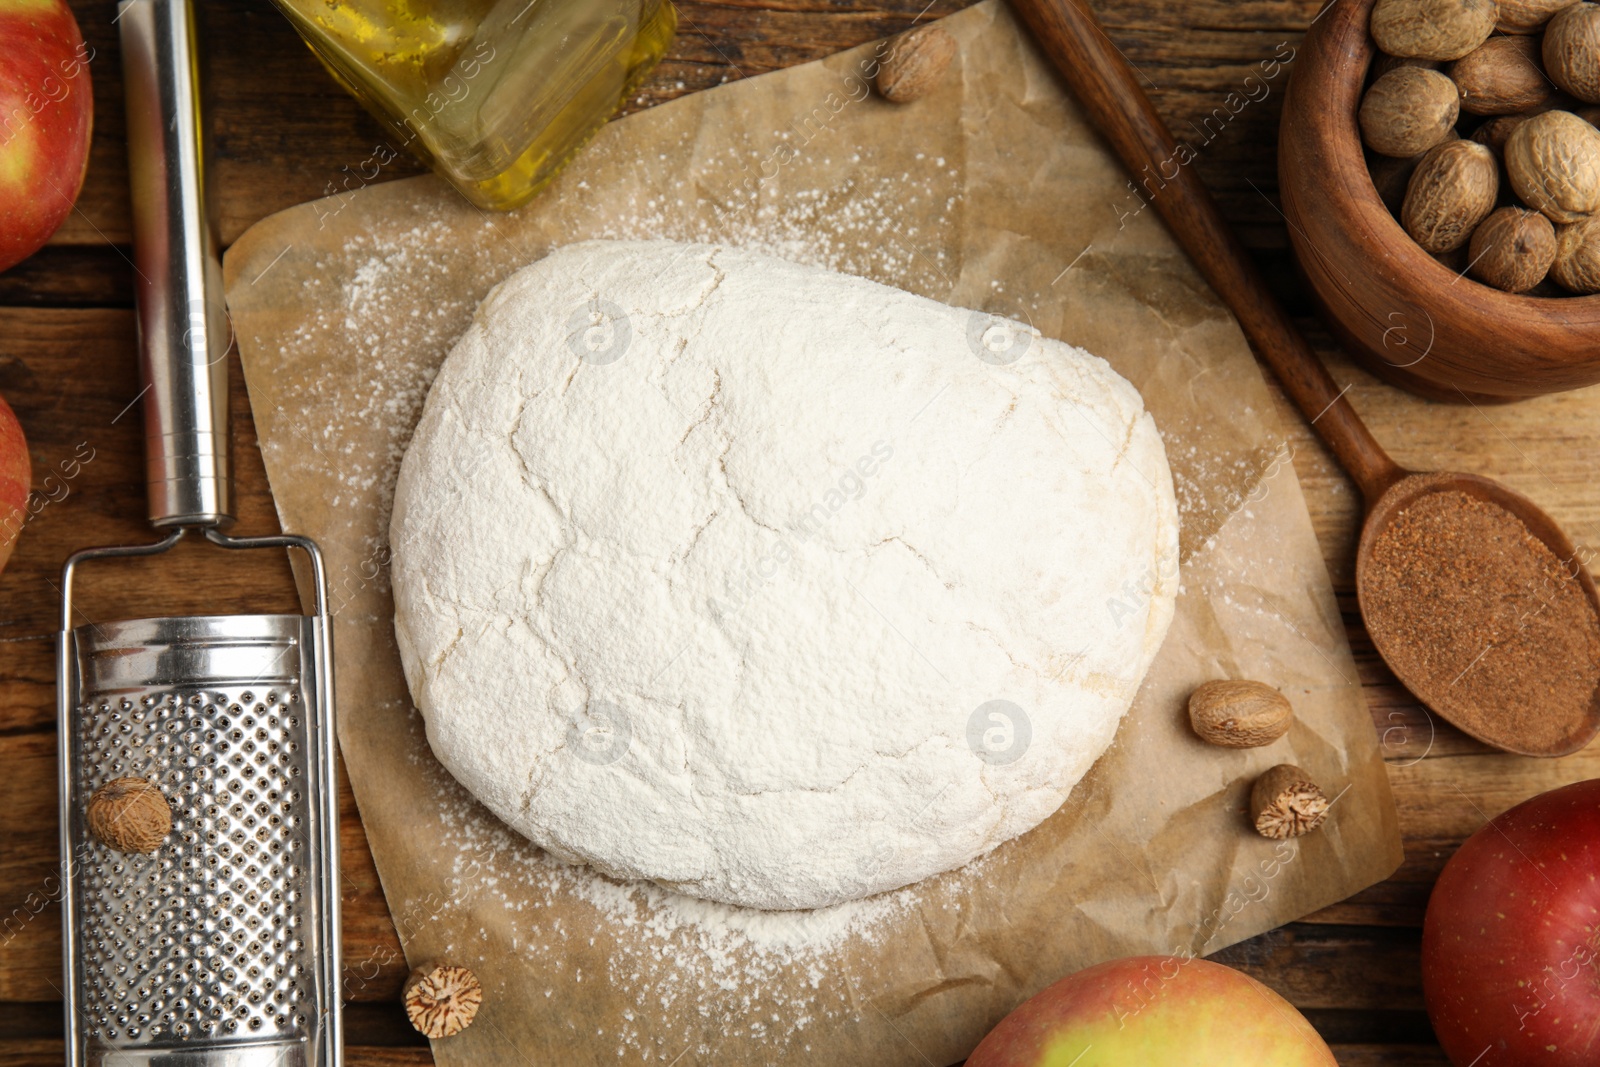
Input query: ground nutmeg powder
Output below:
<box><xmin>1362</xmin><ymin>490</ymin><xmax>1600</xmax><ymax>752</ymax></box>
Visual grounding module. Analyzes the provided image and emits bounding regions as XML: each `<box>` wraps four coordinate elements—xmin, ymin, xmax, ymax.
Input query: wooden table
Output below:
<box><xmin>3</xmin><ymin>1</ymin><xmax>1597</xmax><ymax>1063</ymax></box>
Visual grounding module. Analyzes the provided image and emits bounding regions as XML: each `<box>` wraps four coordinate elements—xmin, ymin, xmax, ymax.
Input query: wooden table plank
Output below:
<box><xmin>5</xmin><ymin>0</ymin><xmax>1600</xmax><ymax>1061</ymax></box>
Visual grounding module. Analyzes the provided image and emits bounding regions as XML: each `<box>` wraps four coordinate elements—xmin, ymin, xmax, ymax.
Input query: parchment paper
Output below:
<box><xmin>222</xmin><ymin>4</ymin><xmax>1402</xmax><ymax>1063</ymax></box>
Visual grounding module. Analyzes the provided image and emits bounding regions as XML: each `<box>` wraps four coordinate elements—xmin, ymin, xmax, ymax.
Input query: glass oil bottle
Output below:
<box><xmin>270</xmin><ymin>0</ymin><xmax>676</xmax><ymax>209</ymax></box>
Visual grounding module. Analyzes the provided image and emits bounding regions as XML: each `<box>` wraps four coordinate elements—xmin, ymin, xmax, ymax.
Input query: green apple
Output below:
<box><xmin>967</xmin><ymin>955</ymin><xmax>1337</xmax><ymax>1067</ymax></box>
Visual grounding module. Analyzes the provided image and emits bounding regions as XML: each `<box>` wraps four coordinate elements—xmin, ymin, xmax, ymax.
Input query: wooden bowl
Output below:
<box><xmin>1278</xmin><ymin>0</ymin><xmax>1600</xmax><ymax>402</ymax></box>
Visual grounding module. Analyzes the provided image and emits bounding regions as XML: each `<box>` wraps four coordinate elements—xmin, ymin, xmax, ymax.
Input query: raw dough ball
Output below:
<box><xmin>391</xmin><ymin>240</ymin><xmax>1179</xmax><ymax>910</ymax></box>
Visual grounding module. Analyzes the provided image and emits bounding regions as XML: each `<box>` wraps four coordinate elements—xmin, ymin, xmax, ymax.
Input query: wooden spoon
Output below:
<box><xmin>1009</xmin><ymin>0</ymin><xmax>1600</xmax><ymax>756</ymax></box>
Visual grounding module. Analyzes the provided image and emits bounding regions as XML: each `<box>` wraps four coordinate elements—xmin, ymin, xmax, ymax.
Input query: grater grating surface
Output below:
<box><xmin>76</xmin><ymin>689</ymin><xmax>310</xmax><ymax>1044</ymax></box>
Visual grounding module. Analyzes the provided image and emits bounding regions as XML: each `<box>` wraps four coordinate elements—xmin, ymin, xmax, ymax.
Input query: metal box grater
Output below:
<box><xmin>58</xmin><ymin>606</ymin><xmax>341</xmax><ymax>1066</ymax></box>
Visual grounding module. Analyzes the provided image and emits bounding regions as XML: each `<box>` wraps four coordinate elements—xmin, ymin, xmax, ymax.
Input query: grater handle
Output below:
<box><xmin>120</xmin><ymin>0</ymin><xmax>234</xmax><ymax>528</ymax></box>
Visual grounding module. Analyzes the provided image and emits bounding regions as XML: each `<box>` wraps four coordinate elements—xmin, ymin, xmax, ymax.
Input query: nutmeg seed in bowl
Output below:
<box><xmin>1505</xmin><ymin>110</ymin><xmax>1600</xmax><ymax>222</ymax></box>
<box><xmin>1498</xmin><ymin>0</ymin><xmax>1584</xmax><ymax>33</ymax></box>
<box><xmin>1402</xmin><ymin>138</ymin><xmax>1500</xmax><ymax>251</ymax></box>
<box><xmin>1553</xmin><ymin>215</ymin><xmax>1600</xmax><ymax>289</ymax></box>
<box><xmin>1369</xmin><ymin>0</ymin><xmax>1497</xmax><ymax>60</ymax></box>
<box><xmin>1280</xmin><ymin>0</ymin><xmax>1600</xmax><ymax>400</ymax></box>
<box><xmin>1544</xmin><ymin>2</ymin><xmax>1600</xmax><ymax>103</ymax></box>
<box><xmin>1471</xmin><ymin>113</ymin><xmax>1530</xmax><ymax>152</ymax></box>
<box><xmin>1361</xmin><ymin>66</ymin><xmax>1461</xmax><ymax>155</ymax></box>
<box><xmin>1469</xmin><ymin>206</ymin><xmax>1558</xmax><ymax>290</ymax></box>
<box><xmin>1448</xmin><ymin>35</ymin><xmax>1558</xmax><ymax>114</ymax></box>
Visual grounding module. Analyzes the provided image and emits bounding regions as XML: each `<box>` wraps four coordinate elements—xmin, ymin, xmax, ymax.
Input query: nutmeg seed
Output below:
<box><xmin>1551</xmin><ymin>214</ymin><xmax>1600</xmax><ymax>289</ymax></box>
<box><xmin>1497</xmin><ymin>0</ymin><xmax>1582</xmax><ymax>33</ymax></box>
<box><xmin>85</xmin><ymin>777</ymin><xmax>171</xmax><ymax>854</ymax></box>
<box><xmin>1361</xmin><ymin>66</ymin><xmax>1462</xmax><ymax>156</ymax></box>
<box><xmin>1448</xmin><ymin>35</ymin><xmax>1558</xmax><ymax>114</ymax></box>
<box><xmin>1544</xmin><ymin>2</ymin><xmax>1600</xmax><ymax>103</ymax></box>
<box><xmin>1188</xmin><ymin>680</ymin><xmax>1294</xmax><ymax>747</ymax></box>
<box><xmin>1250</xmin><ymin>765</ymin><xmax>1331</xmax><ymax>840</ymax></box>
<box><xmin>1505</xmin><ymin>109</ymin><xmax>1600</xmax><ymax>222</ymax></box>
<box><xmin>1468</xmin><ymin>206</ymin><xmax>1559</xmax><ymax>290</ymax></box>
<box><xmin>1402</xmin><ymin>138</ymin><xmax>1501</xmax><ymax>251</ymax></box>
<box><xmin>875</xmin><ymin>24</ymin><xmax>957</xmax><ymax>104</ymax></box>
<box><xmin>1471</xmin><ymin>113</ymin><xmax>1529</xmax><ymax>152</ymax></box>
<box><xmin>404</xmin><ymin>964</ymin><xmax>483</xmax><ymax>1039</ymax></box>
<box><xmin>1370</xmin><ymin>0</ymin><xmax>1498</xmax><ymax>61</ymax></box>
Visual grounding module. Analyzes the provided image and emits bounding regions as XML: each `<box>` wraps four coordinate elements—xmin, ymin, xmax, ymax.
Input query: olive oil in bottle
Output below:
<box><xmin>271</xmin><ymin>0</ymin><xmax>676</xmax><ymax>209</ymax></box>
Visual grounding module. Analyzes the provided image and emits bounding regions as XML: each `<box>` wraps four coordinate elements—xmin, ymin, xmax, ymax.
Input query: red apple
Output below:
<box><xmin>966</xmin><ymin>955</ymin><xmax>1337</xmax><ymax>1066</ymax></box>
<box><xmin>1423</xmin><ymin>778</ymin><xmax>1600</xmax><ymax>1066</ymax></box>
<box><xmin>0</xmin><ymin>392</ymin><xmax>29</xmax><ymax>573</ymax></box>
<box><xmin>0</xmin><ymin>0</ymin><xmax>94</xmax><ymax>273</ymax></box>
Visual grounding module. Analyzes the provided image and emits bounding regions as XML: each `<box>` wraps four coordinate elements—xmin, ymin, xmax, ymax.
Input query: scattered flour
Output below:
<box><xmin>389</xmin><ymin>720</ymin><xmax>960</xmax><ymax>1060</ymax></box>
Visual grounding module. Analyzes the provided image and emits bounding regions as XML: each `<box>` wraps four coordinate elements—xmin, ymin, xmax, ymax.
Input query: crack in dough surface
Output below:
<box><xmin>390</xmin><ymin>240</ymin><xmax>1179</xmax><ymax>911</ymax></box>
